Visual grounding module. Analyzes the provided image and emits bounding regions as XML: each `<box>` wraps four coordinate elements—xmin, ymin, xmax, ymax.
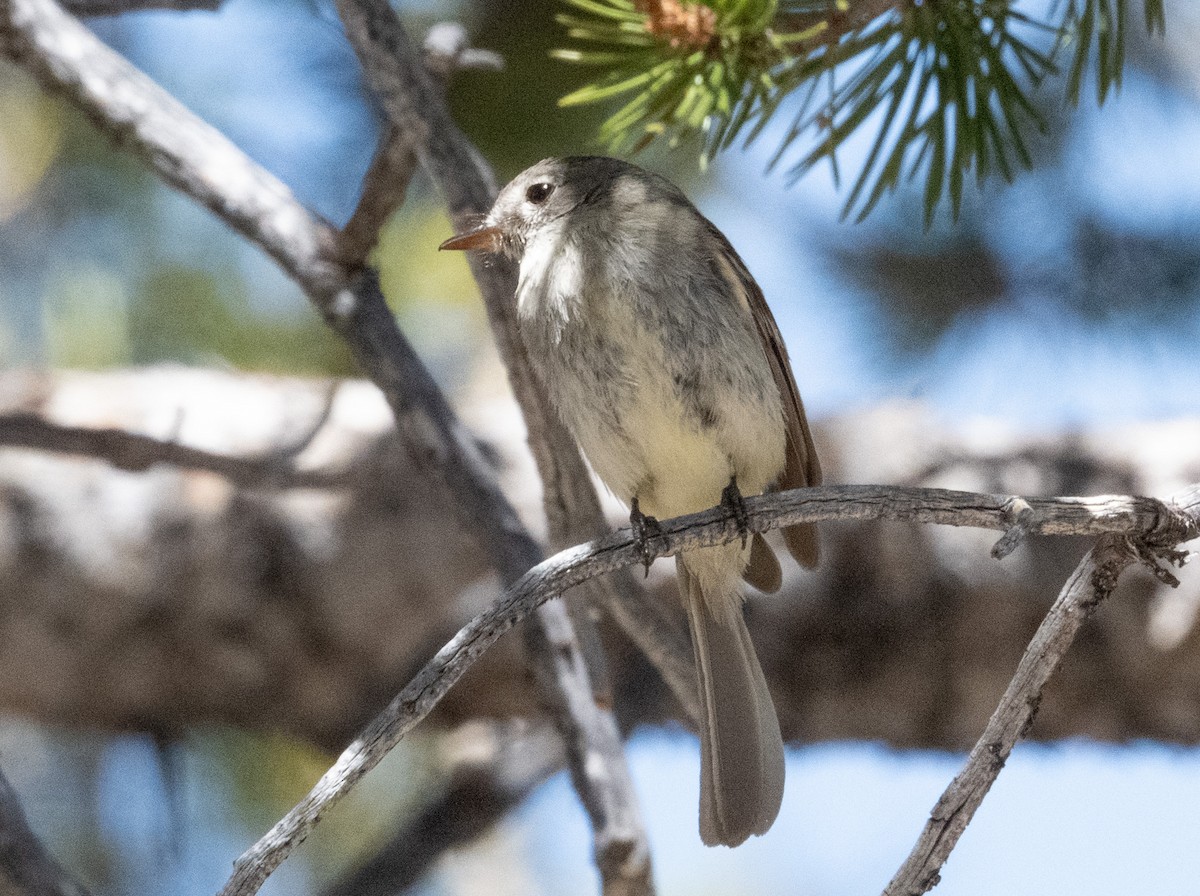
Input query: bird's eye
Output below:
<box><xmin>525</xmin><ymin>182</ymin><xmax>555</xmax><ymax>205</ymax></box>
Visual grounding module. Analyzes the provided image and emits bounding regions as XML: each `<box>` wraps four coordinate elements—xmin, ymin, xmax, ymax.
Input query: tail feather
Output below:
<box><xmin>783</xmin><ymin>521</ymin><xmax>820</xmax><ymax>570</ymax></box>
<box><xmin>742</xmin><ymin>533</ymin><xmax>782</xmax><ymax>593</ymax></box>
<box><xmin>678</xmin><ymin>556</ymin><xmax>785</xmax><ymax>847</ymax></box>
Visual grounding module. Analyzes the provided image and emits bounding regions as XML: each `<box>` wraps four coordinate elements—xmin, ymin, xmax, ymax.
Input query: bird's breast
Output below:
<box><xmin>515</xmin><ymin>232</ymin><xmax>786</xmax><ymax>515</ymax></box>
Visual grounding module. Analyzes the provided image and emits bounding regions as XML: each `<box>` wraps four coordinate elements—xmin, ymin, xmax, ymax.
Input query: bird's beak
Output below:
<box><xmin>439</xmin><ymin>223</ymin><xmax>503</xmax><ymax>253</ymax></box>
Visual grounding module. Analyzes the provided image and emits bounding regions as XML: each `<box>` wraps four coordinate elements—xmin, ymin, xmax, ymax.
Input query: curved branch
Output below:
<box><xmin>217</xmin><ymin>481</ymin><xmax>1200</xmax><ymax>896</ymax></box>
<box><xmin>334</xmin><ymin>24</ymin><xmax>501</xmax><ymax>268</ymax></box>
<box><xmin>883</xmin><ymin>534</ymin><xmax>1135</xmax><ymax>896</ymax></box>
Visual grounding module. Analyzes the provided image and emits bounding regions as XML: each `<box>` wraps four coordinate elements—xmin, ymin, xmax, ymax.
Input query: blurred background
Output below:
<box><xmin>1</xmin><ymin>1</ymin><xmax>1199</xmax><ymax>894</ymax></box>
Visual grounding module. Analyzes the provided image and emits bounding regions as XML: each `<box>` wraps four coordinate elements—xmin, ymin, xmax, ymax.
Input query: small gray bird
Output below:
<box><xmin>441</xmin><ymin>156</ymin><xmax>820</xmax><ymax>847</ymax></box>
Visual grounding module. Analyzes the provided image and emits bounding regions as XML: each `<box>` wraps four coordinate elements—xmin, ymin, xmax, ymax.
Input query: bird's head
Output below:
<box><xmin>439</xmin><ymin>156</ymin><xmax>642</xmax><ymax>260</ymax></box>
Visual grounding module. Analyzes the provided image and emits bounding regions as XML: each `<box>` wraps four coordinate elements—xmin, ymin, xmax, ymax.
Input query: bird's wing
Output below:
<box><xmin>705</xmin><ymin>222</ymin><xmax>821</xmax><ymax>569</ymax></box>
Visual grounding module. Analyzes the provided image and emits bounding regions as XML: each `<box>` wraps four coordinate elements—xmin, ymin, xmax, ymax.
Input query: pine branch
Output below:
<box><xmin>555</xmin><ymin>0</ymin><xmax>1167</xmax><ymax>220</ymax></box>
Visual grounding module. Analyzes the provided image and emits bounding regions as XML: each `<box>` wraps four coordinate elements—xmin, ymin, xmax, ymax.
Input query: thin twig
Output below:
<box><xmin>0</xmin><ymin>765</ymin><xmax>91</xmax><ymax>896</ymax></box>
<box><xmin>880</xmin><ymin>484</ymin><xmax>1200</xmax><ymax>895</ymax></box>
<box><xmin>334</xmin><ymin>24</ymin><xmax>500</xmax><ymax>267</ymax></box>
<box><xmin>525</xmin><ymin>604</ymin><xmax>654</xmax><ymax>896</ymax></box>
<box><xmin>334</xmin><ymin>125</ymin><xmax>417</xmax><ymax>268</ymax></box>
<box><xmin>64</xmin><ymin>0</ymin><xmax>219</xmax><ymax>13</ymax></box>
<box><xmin>334</xmin><ymin>6</ymin><xmax>658</xmax><ymax>891</ymax></box>
<box><xmin>217</xmin><ymin>482</ymin><xmax>1200</xmax><ymax>896</ymax></box>
<box><xmin>322</xmin><ymin>724</ymin><xmax>562</xmax><ymax>896</ymax></box>
<box><xmin>883</xmin><ymin>536</ymin><xmax>1134</xmax><ymax>894</ymax></box>
<box><xmin>990</xmin><ymin>496</ymin><xmax>1035</xmax><ymax>559</ymax></box>
<box><xmin>0</xmin><ymin>411</ymin><xmax>348</xmax><ymax>489</ymax></box>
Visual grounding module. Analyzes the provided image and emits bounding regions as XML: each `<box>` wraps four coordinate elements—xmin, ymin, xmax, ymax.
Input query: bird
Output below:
<box><xmin>441</xmin><ymin>156</ymin><xmax>820</xmax><ymax>847</ymax></box>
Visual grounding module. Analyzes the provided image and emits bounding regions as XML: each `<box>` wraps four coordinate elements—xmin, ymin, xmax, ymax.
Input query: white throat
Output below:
<box><xmin>516</xmin><ymin>219</ymin><xmax>586</xmax><ymax>332</ymax></box>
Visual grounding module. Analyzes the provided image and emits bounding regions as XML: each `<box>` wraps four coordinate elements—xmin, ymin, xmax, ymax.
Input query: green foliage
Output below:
<box><xmin>554</xmin><ymin>0</ymin><xmax>785</xmax><ymax>157</ymax></box>
<box><xmin>555</xmin><ymin>0</ymin><xmax>1167</xmax><ymax>221</ymax></box>
<box><xmin>1056</xmin><ymin>0</ymin><xmax>1166</xmax><ymax>104</ymax></box>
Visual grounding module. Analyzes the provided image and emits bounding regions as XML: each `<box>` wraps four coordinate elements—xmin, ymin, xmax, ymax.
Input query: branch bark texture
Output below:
<box><xmin>64</xmin><ymin>0</ymin><xmax>220</xmax><ymax>13</ymax></box>
<box><xmin>0</xmin><ymin>411</ymin><xmax>346</xmax><ymax>488</ymax></box>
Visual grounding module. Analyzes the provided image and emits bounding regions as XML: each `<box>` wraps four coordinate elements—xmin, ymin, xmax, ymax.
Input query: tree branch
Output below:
<box><xmin>0</xmin><ymin>766</ymin><xmax>91</xmax><ymax>896</ymax></box>
<box><xmin>882</xmin><ymin>536</ymin><xmax>1134</xmax><ymax>895</ymax></box>
<box><xmin>216</xmin><ymin>481</ymin><xmax>1200</xmax><ymax>896</ymax></box>
<box><xmin>0</xmin><ymin>411</ymin><xmax>349</xmax><ymax>488</ymax></box>
<box><xmin>334</xmin><ymin>24</ymin><xmax>502</xmax><ymax>268</ymax></box>
<box><xmin>322</xmin><ymin>723</ymin><xmax>562</xmax><ymax>896</ymax></box>
<box><xmin>64</xmin><ymin>0</ymin><xmax>220</xmax><ymax>14</ymax></box>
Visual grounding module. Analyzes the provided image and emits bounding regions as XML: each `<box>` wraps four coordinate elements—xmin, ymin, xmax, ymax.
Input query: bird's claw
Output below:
<box><xmin>630</xmin><ymin>497</ymin><xmax>664</xmax><ymax>578</ymax></box>
<box><xmin>721</xmin><ymin>476</ymin><xmax>750</xmax><ymax>549</ymax></box>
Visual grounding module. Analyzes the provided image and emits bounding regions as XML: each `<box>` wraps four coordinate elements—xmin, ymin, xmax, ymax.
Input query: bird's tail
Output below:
<box><xmin>677</xmin><ymin>544</ymin><xmax>785</xmax><ymax>847</ymax></box>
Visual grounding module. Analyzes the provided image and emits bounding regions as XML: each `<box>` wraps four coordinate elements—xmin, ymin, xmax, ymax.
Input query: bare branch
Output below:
<box><xmin>421</xmin><ymin>22</ymin><xmax>503</xmax><ymax>77</ymax></box>
<box><xmin>334</xmin><ymin>125</ymin><xmax>417</xmax><ymax>268</ymax></box>
<box><xmin>64</xmin><ymin>0</ymin><xmax>220</xmax><ymax>14</ymax></box>
<box><xmin>217</xmin><ymin>481</ymin><xmax>1200</xmax><ymax>896</ymax></box>
<box><xmin>0</xmin><ymin>412</ymin><xmax>348</xmax><ymax>488</ymax></box>
<box><xmin>323</xmin><ymin>724</ymin><xmax>562</xmax><ymax>896</ymax></box>
<box><xmin>883</xmin><ymin>535</ymin><xmax>1137</xmax><ymax>895</ymax></box>
<box><xmin>0</xmin><ymin>766</ymin><xmax>91</xmax><ymax>896</ymax></box>
<box><xmin>877</xmin><ymin>485</ymin><xmax>1200</xmax><ymax>894</ymax></box>
<box><xmin>335</xmin><ymin>24</ymin><xmax>500</xmax><ymax>268</ymax></box>
<box><xmin>990</xmin><ymin>496</ymin><xmax>1035</xmax><ymax>559</ymax></box>
<box><xmin>526</xmin><ymin>602</ymin><xmax>654</xmax><ymax>896</ymax></box>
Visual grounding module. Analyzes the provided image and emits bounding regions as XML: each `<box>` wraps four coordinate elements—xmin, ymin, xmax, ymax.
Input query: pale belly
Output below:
<box><xmin>551</xmin><ymin>335</ymin><xmax>787</xmax><ymax>522</ymax></box>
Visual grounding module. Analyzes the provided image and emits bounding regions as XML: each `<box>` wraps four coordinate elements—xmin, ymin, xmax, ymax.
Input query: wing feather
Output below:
<box><xmin>706</xmin><ymin>223</ymin><xmax>821</xmax><ymax>569</ymax></box>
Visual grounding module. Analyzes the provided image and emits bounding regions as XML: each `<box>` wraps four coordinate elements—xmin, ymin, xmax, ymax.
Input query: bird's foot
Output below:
<box><xmin>721</xmin><ymin>476</ymin><xmax>750</xmax><ymax>549</ymax></box>
<box><xmin>630</xmin><ymin>496</ymin><xmax>664</xmax><ymax>578</ymax></box>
